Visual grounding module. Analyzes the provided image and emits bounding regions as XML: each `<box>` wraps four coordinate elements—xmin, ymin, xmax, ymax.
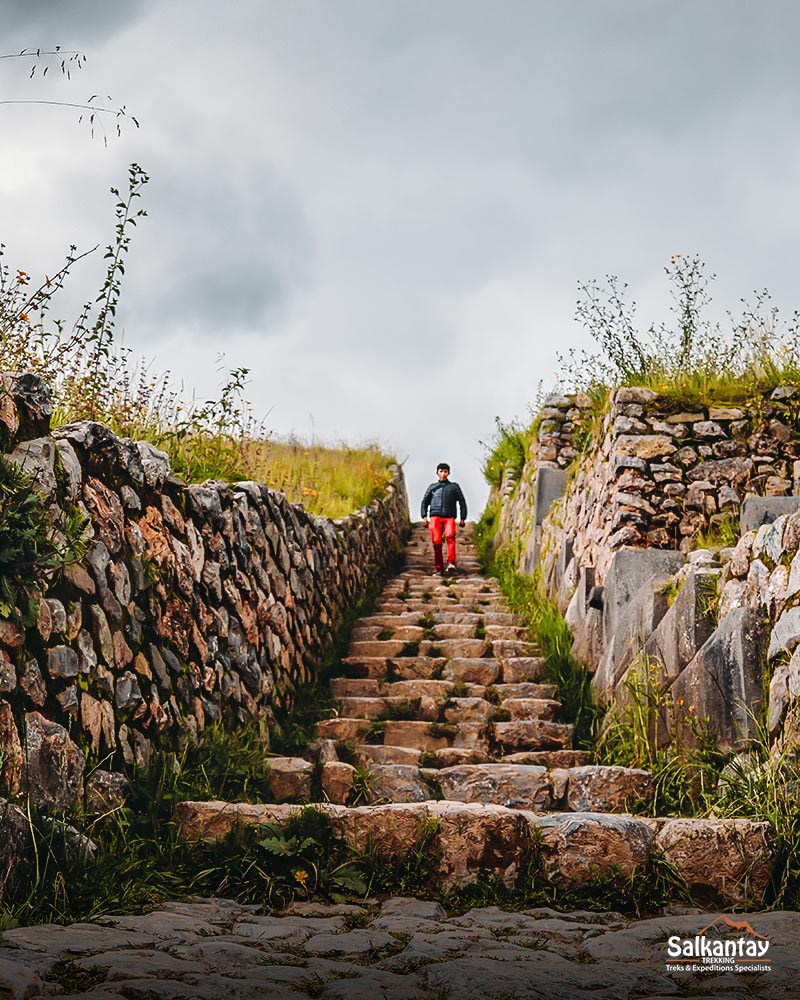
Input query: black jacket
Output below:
<box><xmin>421</xmin><ymin>480</ymin><xmax>467</xmax><ymax>520</ymax></box>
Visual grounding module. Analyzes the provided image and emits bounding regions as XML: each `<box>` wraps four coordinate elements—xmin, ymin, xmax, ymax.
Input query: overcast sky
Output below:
<box><xmin>3</xmin><ymin>1</ymin><xmax>800</xmax><ymax>514</ymax></box>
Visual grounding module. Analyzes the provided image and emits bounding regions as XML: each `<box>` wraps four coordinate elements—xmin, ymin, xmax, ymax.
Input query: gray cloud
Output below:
<box><xmin>3</xmin><ymin>0</ymin><xmax>153</xmax><ymax>45</ymax></box>
<box><xmin>4</xmin><ymin>0</ymin><xmax>800</xmax><ymax>514</ymax></box>
<box><xmin>125</xmin><ymin>158</ymin><xmax>315</xmax><ymax>337</ymax></box>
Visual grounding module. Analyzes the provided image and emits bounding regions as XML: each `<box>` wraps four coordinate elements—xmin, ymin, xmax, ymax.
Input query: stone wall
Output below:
<box><xmin>0</xmin><ymin>375</ymin><xmax>409</xmax><ymax>814</ymax></box>
<box><xmin>495</xmin><ymin>385</ymin><xmax>800</xmax><ymax>587</ymax></box>
<box><xmin>488</xmin><ymin>383</ymin><xmax>800</xmax><ymax>756</ymax></box>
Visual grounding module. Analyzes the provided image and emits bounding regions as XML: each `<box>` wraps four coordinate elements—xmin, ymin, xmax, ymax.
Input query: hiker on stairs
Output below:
<box><xmin>420</xmin><ymin>462</ymin><xmax>468</xmax><ymax>575</ymax></box>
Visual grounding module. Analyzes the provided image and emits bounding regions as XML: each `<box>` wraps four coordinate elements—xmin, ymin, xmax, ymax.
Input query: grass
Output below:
<box><xmin>474</xmin><ymin>513</ymin><xmax>596</xmax><ymax>747</ymax></box>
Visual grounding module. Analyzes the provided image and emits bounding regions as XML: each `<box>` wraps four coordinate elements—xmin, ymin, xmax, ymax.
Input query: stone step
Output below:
<box><xmin>484</xmin><ymin>612</ymin><xmax>526</xmax><ymax>626</ymax></box>
<box><xmin>340</xmin><ymin>656</ymin><xmax>448</xmax><ymax>681</ymax></box>
<box><xmin>314</xmin><ymin>717</ymin><xmax>376</xmax><ymax>743</ymax></box>
<box><xmin>432</xmin><ymin>747</ymin><xmax>491</xmax><ymax>767</ymax></box>
<box><xmin>350</xmin><ymin>625</ymin><xmax>424</xmax><ymax>642</ymax></box>
<box><xmin>337</xmin><ymin>695</ymin><xmax>440</xmax><ymax>721</ymax></box>
<box><xmin>492</xmin><ymin>682</ymin><xmax>558</xmax><ymax>701</ymax></box>
<box><xmin>380</xmin><ymin>720</ymin><xmax>456</xmax><ymax>750</ymax></box>
<box><xmin>500</xmin><ymin>697</ymin><xmax>561</xmax><ymax>721</ymax></box>
<box><xmin>434</xmin><ymin>763</ymin><xmax>654</xmax><ymax>813</ymax></box>
<box><xmin>376</xmin><ymin>601</ymin><xmax>500</xmax><ymax>615</ymax></box>
<box><xmin>485</xmin><ymin>625</ymin><xmax>528</xmax><ymax>640</ymax></box>
<box><xmin>441</xmin><ymin>697</ymin><xmax>495</xmax><ymax>724</ymax></box>
<box><xmin>442</xmin><ymin>658</ymin><xmax>500</xmax><ymax>686</ymax></box>
<box><xmin>501</xmin><ymin>749</ymin><xmax>592</xmax><ymax>768</ymax></box>
<box><xmin>498</xmin><ymin>657</ymin><xmax>547</xmax><ymax>683</ymax></box>
<box><xmin>425</xmin><ymin>623</ymin><xmax>482</xmax><ymax>639</ymax></box>
<box><xmin>493</xmin><ymin>719</ymin><xmax>575</xmax><ymax>752</ymax></box>
<box><xmin>353</xmin><ymin>744</ymin><xmax>422</xmax><ymax>767</ymax></box>
<box><xmin>330</xmin><ymin>677</ymin><xmax>455</xmax><ymax>699</ymax></box>
<box><xmin>492</xmin><ymin>640</ymin><xmax>538</xmax><ymax>658</ymax></box>
<box><xmin>173</xmin><ymin>801</ymin><xmax>777</xmax><ymax>907</ymax></box>
<box><xmin>347</xmin><ymin>640</ymin><xmax>434</xmax><ymax>658</ymax></box>
<box><xmin>426</xmin><ymin>638</ymin><xmax>491</xmax><ymax>658</ymax></box>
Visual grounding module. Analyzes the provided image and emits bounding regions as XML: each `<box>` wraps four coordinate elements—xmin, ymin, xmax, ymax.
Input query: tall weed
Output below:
<box><xmin>561</xmin><ymin>254</ymin><xmax>800</xmax><ymax>406</ymax></box>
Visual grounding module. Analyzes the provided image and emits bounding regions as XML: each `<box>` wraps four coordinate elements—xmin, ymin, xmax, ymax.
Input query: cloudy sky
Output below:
<box><xmin>2</xmin><ymin>1</ymin><xmax>800</xmax><ymax>514</ymax></box>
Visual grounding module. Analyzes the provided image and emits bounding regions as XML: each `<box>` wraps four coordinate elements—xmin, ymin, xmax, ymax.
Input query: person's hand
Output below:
<box><xmin>459</xmin><ymin>520</ymin><xmax>465</xmax><ymax>527</ymax></box>
<box><xmin>423</xmin><ymin>518</ymin><xmax>429</xmax><ymax>526</ymax></box>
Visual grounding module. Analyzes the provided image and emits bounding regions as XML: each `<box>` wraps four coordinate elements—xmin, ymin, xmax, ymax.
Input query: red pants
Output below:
<box><xmin>428</xmin><ymin>516</ymin><xmax>456</xmax><ymax>571</ymax></box>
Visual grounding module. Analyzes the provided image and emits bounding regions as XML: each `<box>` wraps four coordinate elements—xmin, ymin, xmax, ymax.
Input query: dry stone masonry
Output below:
<box><xmin>0</xmin><ymin>374</ymin><xmax>408</xmax><ymax>844</ymax></box>
<box><xmin>176</xmin><ymin>525</ymin><xmax>777</xmax><ymax>909</ymax></box>
<box><xmin>499</xmin><ymin>386</ymin><xmax>800</xmax><ymax>583</ymax></box>
<box><xmin>489</xmin><ymin>383</ymin><xmax>800</xmax><ymax>797</ymax></box>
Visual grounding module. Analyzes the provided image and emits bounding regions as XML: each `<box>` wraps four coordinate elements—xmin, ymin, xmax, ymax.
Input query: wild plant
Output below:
<box><xmin>560</xmin><ymin>254</ymin><xmax>800</xmax><ymax>406</ymax></box>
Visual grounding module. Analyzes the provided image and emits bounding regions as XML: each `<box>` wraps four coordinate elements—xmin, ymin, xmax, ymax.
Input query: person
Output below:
<box><xmin>420</xmin><ymin>462</ymin><xmax>468</xmax><ymax>575</ymax></box>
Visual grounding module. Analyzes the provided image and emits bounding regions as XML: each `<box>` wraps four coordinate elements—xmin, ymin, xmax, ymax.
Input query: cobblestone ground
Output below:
<box><xmin>1</xmin><ymin>897</ymin><xmax>799</xmax><ymax>999</ymax></box>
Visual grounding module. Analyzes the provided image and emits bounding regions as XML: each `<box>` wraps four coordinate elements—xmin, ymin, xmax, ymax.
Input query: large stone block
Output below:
<box><xmin>366</xmin><ymin>764</ymin><xmax>430</xmax><ymax>803</ymax></box>
<box><xmin>641</xmin><ymin>567</ymin><xmax>720</xmax><ymax>687</ymax></box>
<box><xmin>564</xmin><ymin>765</ymin><xmax>654</xmax><ymax>813</ymax></box>
<box><xmin>656</xmin><ymin>817</ymin><xmax>776</xmax><ymax>906</ymax></box>
<box><xmin>22</xmin><ymin>711</ymin><xmax>85</xmax><ymax>811</ymax></box>
<box><xmin>534</xmin><ymin>467</ymin><xmax>568</xmax><ymax>526</ymax></box>
<box><xmin>266</xmin><ymin>756</ymin><xmax>314</xmax><ymax>802</ymax></box>
<box><xmin>592</xmin><ymin>574</ymin><xmax>673</xmax><ymax>707</ymax></box>
<box><xmin>428</xmin><ymin>800</ymin><xmax>534</xmax><ymax>891</ymax></box>
<box><xmin>534</xmin><ymin>812</ymin><xmax>654</xmax><ymax>886</ymax></box>
<box><xmin>741</xmin><ymin>495</ymin><xmax>800</xmax><ymax>533</ymax></box>
<box><xmin>601</xmin><ymin>549</ymin><xmax>685</xmax><ymax>647</ymax></box>
<box><xmin>436</xmin><ymin>763</ymin><xmax>551</xmax><ymax>811</ymax></box>
<box><xmin>669</xmin><ymin>607</ymin><xmax>765</xmax><ymax>751</ymax></box>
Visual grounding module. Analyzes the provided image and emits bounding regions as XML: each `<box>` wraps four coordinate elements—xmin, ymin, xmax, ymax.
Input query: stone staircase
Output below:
<box><xmin>176</xmin><ymin>524</ymin><xmax>783</xmax><ymax>904</ymax></box>
<box><xmin>308</xmin><ymin>523</ymin><xmax>653</xmax><ymax>814</ymax></box>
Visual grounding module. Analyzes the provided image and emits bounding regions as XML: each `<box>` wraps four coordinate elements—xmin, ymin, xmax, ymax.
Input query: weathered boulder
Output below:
<box><xmin>0</xmin><ymin>700</ymin><xmax>22</xmax><ymax>796</ymax></box>
<box><xmin>85</xmin><ymin>770</ymin><xmax>129</xmax><ymax>815</ymax></box>
<box><xmin>768</xmin><ymin>606</ymin><xmax>800</xmax><ymax>661</ymax></box>
<box><xmin>436</xmin><ymin>763</ymin><xmax>551</xmax><ymax>811</ymax></box>
<box><xmin>656</xmin><ymin>817</ymin><xmax>776</xmax><ymax>906</ymax></box>
<box><xmin>11</xmin><ymin>373</ymin><xmax>52</xmax><ymax>439</ymax></box>
<box><xmin>9</xmin><ymin>437</ymin><xmax>57</xmax><ymax>496</ymax></box>
<box><xmin>266</xmin><ymin>756</ymin><xmax>314</xmax><ymax>802</ymax></box>
<box><xmin>534</xmin><ymin>812</ymin><xmax>654</xmax><ymax>886</ymax></box>
<box><xmin>0</xmin><ymin>797</ymin><xmax>30</xmax><ymax>892</ymax></box>
<box><xmin>22</xmin><ymin>711</ymin><xmax>84</xmax><ymax>810</ymax></box>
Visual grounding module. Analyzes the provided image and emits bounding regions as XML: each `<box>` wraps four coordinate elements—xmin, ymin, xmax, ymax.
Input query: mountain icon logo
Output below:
<box><xmin>696</xmin><ymin>915</ymin><xmax>769</xmax><ymax>941</ymax></box>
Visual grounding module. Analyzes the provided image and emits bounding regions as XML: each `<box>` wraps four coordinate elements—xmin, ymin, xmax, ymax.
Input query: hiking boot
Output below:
<box><xmin>445</xmin><ymin>563</ymin><xmax>457</xmax><ymax>575</ymax></box>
